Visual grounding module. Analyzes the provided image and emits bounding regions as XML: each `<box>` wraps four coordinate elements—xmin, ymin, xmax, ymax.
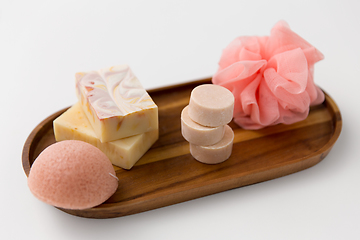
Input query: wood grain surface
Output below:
<box><xmin>22</xmin><ymin>78</ymin><xmax>342</xmax><ymax>219</ymax></box>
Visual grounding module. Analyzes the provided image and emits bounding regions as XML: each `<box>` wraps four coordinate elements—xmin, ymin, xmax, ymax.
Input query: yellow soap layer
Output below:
<box><xmin>53</xmin><ymin>103</ymin><xmax>159</xmax><ymax>170</ymax></box>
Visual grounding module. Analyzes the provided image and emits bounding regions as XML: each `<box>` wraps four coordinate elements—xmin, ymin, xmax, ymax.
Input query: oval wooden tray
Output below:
<box><xmin>22</xmin><ymin>78</ymin><xmax>342</xmax><ymax>219</ymax></box>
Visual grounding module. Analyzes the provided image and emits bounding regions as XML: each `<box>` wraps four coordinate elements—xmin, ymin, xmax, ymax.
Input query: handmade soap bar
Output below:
<box><xmin>181</xmin><ymin>105</ymin><xmax>225</xmax><ymax>146</ymax></box>
<box><xmin>76</xmin><ymin>64</ymin><xmax>158</xmax><ymax>142</ymax></box>
<box><xmin>188</xmin><ymin>84</ymin><xmax>234</xmax><ymax>127</ymax></box>
<box><xmin>190</xmin><ymin>125</ymin><xmax>234</xmax><ymax>164</ymax></box>
<box><xmin>53</xmin><ymin>103</ymin><xmax>159</xmax><ymax>170</ymax></box>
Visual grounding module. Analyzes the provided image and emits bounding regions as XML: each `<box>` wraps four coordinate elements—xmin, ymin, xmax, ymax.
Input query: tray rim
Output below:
<box><xmin>22</xmin><ymin>78</ymin><xmax>342</xmax><ymax>218</ymax></box>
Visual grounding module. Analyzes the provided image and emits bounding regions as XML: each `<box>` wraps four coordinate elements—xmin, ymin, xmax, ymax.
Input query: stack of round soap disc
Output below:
<box><xmin>181</xmin><ymin>84</ymin><xmax>235</xmax><ymax>164</ymax></box>
<box><xmin>27</xmin><ymin>140</ymin><xmax>119</xmax><ymax>210</ymax></box>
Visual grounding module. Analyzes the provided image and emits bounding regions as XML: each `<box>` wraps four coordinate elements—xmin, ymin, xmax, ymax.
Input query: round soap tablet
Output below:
<box><xmin>188</xmin><ymin>84</ymin><xmax>234</xmax><ymax>127</ymax></box>
<box><xmin>181</xmin><ymin>105</ymin><xmax>225</xmax><ymax>146</ymax></box>
<box><xmin>190</xmin><ymin>125</ymin><xmax>234</xmax><ymax>164</ymax></box>
<box><xmin>27</xmin><ymin>140</ymin><xmax>118</xmax><ymax>210</ymax></box>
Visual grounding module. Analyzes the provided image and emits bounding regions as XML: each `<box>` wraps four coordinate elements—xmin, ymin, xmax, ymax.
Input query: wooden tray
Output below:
<box><xmin>22</xmin><ymin>78</ymin><xmax>342</xmax><ymax>219</ymax></box>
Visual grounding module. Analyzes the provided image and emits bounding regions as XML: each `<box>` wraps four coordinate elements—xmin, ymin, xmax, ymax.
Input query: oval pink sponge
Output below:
<box><xmin>28</xmin><ymin>140</ymin><xmax>118</xmax><ymax>210</ymax></box>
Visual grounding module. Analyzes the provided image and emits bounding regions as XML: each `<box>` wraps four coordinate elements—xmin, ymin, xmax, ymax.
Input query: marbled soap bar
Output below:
<box><xmin>76</xmin><ymin>65</ymin><xmax>158</xmax><ymax>142</ymax></box>
<box><xmin>53</xmin><ymin>103</ymin><xmax>159</xmax><ymax>170</ymax></box>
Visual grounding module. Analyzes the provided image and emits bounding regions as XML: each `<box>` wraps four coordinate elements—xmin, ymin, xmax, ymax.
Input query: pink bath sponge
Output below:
<box><xmin>28</xmin><ymin>140</ymin><xmax>118</xmax><ymax>210</ymax></box>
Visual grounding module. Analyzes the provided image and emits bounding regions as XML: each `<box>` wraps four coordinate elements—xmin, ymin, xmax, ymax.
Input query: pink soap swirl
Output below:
<box><xmin>212</xmin><ymin>21</ymin><xmax>325</xmax><ymax>129</ymax></box>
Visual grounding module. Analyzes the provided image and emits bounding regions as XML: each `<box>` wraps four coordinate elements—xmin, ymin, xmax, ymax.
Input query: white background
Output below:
<box><xmin>1</xmin><ymin>0</ymin><xmax>359</xmax><ymax>239</ymax></box>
